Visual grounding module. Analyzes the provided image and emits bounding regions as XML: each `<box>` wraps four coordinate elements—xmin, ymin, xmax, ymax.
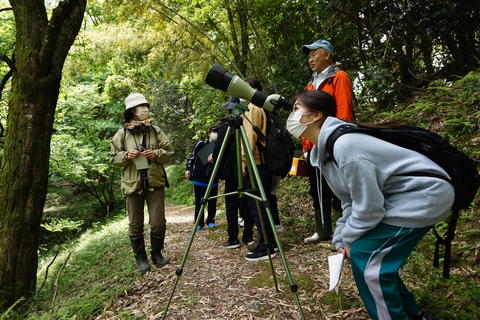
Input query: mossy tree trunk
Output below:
<box><xmin>0</xmin><ymin>0</ymin><xmax>86</xmax><ymax>311</ymax></box>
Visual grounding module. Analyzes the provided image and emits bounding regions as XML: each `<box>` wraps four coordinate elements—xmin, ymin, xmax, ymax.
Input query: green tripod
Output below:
<box><xmin>161</xmin><ymin>103</ymin><xmax>305</xmax><ymax>319</ymax></box>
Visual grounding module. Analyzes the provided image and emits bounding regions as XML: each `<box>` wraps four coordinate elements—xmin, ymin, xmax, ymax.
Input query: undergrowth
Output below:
<box><xmin>11</xmin><ymin>217</ymin><xmax>138</xmax><ymax>320</ymax></box>
<box><xmin>165</xmin><ymin>165</ymin><xmax>195</xmax><ymax>205</ymax></box>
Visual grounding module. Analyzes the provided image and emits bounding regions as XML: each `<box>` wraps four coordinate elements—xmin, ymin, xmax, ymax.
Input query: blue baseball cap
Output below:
<box><xmin>302</xmin><ymin>39</ymin><xmax>335</xmax><ymax>56</ymax></box>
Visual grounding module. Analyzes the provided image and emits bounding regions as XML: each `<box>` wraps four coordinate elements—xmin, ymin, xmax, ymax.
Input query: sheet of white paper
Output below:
<box><xmin>328</xmin><ymin>253</ymin><xmax>345</xmax><ymax>293</ymax></box>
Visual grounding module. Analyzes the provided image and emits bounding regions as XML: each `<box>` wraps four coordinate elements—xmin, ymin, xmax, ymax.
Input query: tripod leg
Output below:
<box><xmin>161</xmin><ymin>126</ymin><xmax>233</xmax><ymax>320</ymax></box>
<box><xmin>239</xmin><ymin>125</ymin><xmax>305</xmax><ymax>320</ymax></box>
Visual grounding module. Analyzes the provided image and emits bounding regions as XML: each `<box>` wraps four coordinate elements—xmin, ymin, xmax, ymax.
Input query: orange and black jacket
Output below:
<box><xmin>302</xmin><ymin>65</ymin><xmax>353</xmax><ymax>152</ymax></box>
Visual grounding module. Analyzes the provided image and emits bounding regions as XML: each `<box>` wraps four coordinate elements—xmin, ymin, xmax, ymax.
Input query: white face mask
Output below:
<box><xmin>286</xmin><ymin>111</ymin><xmax>316</xmax><ymax>138</ymax></box>
<box><xmin>209</xmin><ymin>133</ymin><xmax>218</xmax><ymax>142</ymax></box>
<box><xmin>134</xmin><ymin>106</ymin><xmax>150</xmax><ymax>121</ymax></box>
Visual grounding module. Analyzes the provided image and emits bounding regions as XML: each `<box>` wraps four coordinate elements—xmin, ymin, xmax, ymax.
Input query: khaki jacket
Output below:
<box><xmin>110</xmin><ymin>125</ymin><xmax>174</xmax><ymax>196</ymax></box>
<box><xmin>242</xmin><ymin>103</ymin><xmax>267</xmax><ymax>166</ymax></box>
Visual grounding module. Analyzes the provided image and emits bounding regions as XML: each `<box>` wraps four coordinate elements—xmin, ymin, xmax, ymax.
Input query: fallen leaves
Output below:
<box><xmin>94</xmin><ymin>203</ymin><xmax>368</xmax><ymax>320</ymax></box>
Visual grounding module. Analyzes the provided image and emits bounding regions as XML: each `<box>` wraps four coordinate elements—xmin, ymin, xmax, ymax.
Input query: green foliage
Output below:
<box><xmin>50</xmin><ymin>83</ymin><xmax>120</xmax><ymax>215</ymax></box>
<box><xmin>357</xmin><ymin>71</ymin><xmax>480</xmax><ymax>157</ymax></box>
<box><xmin>164</xmin><ymin>165</ymin><xmax>194</xmax><ymax>205</ymax></box>
<box><xmin>20</xmin><ymin>219</ymin><xmax>138</xmax><ymax>320</ymax></box>
<box><xmin>41</xmin><ymin>218</ymin><xmax>82</xmax><ymax>233</ymax></box>
<box><xmin>0</xmin><ymin>1</ymin><xmax>14</xmax><ymax>63</ymax></box>
<box><xmin>404</xmin><ymin>250</ymin><xmax>480</xmax><ymax>319</ymax></box>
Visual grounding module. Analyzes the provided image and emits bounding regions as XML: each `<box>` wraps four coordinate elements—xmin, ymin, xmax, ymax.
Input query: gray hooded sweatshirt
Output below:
<box><xmin>310</xmin><ymin>117</ymin><xmax>455</xmax><ymax>249</ymax></box>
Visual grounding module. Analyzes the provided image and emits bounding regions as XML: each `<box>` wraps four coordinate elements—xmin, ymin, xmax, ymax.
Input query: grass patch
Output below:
<box><xmin>165</xmin><ymin>165</ymin><xmax>195</xmax><ymax>205</ymax></box>
<box><xmin>321</xmin><ymin>291</ymin><xmax>360</xmax><ymax>312</ymax></box>
<box><xmin>40</xmin><ymin>180</ymin><xmax>124</xmax><ymax>255</ymax></box>
<box><xmin>16</xmin><ymin>217</ymin><xmax>139</xmax><ymax>320</ymax></box>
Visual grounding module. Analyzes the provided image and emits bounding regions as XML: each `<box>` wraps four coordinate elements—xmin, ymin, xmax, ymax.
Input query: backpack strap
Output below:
<box><xmin>121</xmin><ymin>127</ymin><xmax>126</xmax><ymax>146</ymax></box>
<box><xmin>150</xmin><ymin>126</ymin><xmax>169</xmax><ymax>188</ymax></box>
<box><xmin>433</xmin><ymin>208</ymin><xmax>459</xmax><ymax>278</ymax></box>
<box><xmin>325</xmin><ymin>124</ymin><xmax>357</xmax><ymax>162</ymax></box>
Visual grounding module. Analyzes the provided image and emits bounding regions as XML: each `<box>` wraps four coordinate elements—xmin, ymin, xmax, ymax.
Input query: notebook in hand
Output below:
<box><xmin>197</xmin><ymin>142</ymin><xmax>215</xmax><ymax>165</ymax></box>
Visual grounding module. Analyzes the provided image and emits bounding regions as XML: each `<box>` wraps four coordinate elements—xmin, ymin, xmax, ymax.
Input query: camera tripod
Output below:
<box><xmin>162</xmin><ymin>103</ymin><xmax>305</xmax><ymax>320</ymax></box>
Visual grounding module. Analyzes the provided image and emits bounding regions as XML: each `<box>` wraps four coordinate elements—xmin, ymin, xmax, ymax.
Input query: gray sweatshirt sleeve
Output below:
<box><xmin>332</xmin><ymin>202</ymin><xmax>351</xmax><ymax>249</ymax></box>
<box><xmin>339</xmin><ymin>159</ymin><xmax>386</xmax><ymax>246</ymax></box>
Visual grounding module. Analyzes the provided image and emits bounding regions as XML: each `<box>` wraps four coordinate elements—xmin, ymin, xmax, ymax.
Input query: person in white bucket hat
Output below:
<box><xmin>110</xmin><ymin>93</ymin><xmax>174</xmax><ymax>273</ymax></box>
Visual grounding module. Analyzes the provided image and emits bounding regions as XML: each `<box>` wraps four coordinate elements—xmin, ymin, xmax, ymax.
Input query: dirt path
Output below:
<box><xmin>95</xmin><ymin>203</ymin><xmax>368</xmax><ymax>320</ymax></box>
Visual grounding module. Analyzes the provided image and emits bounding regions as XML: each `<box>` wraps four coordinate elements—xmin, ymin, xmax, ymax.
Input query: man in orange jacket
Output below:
<box><xmin>301</xmin><ymin>39</ymin><xmax>354</xmax><ymax>244</ymax></box>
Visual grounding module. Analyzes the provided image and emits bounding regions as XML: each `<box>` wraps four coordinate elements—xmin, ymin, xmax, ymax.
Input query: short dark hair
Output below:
<box><xmin>209</xmin><ymin>126</ymin><xmax>219</xmax><ymax>133</ymax></box>
<box><xmin>246</xmin><ymin>79</ymin><xmax>262</xmax><ymax>92</ymax></box>
<box><xmin>295</xmin><ymin>90</ymin><xmax>336</xmax><ymax>117</ymax></box>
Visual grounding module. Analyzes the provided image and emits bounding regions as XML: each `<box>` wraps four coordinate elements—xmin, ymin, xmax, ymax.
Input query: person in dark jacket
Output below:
<box><xmin>213</xmin><ymin>97</ymin><xmax>255</xmax><ymax>249</ymax></box>
<box><xmin>185</xmin><ymin>126</ymin><xmax>220</xmax><ymax>230</ymax></box>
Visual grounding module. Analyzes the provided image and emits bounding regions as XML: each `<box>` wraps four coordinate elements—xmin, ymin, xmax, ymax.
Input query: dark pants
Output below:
<box><xmin>307</xmin><ymin>153</ymin><xmax>341</xmax><ymax>230</ymax></box>
<box><xmin>269</xmin><ymin>175</ymin><xmax>281</xmax><ymax>226</ymax></box>
<box><xmin>225</xmin><ymin>177</ymin><xmax>254</xmax><ymax>241</ymax></box>
<box><xmin>193</xmin><ymin>184</ymin><xmax>218</xmax><ymax>227</ymax></box>
<box><xmin>245</xmin><ymin>164</ymin><xmax>274</xmax><ymax>248</ymax></box>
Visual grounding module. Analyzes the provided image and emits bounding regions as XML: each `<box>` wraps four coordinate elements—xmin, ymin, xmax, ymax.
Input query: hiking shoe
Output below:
<box><xmin>248</xmin><ymin>244</ymin><xmax>277</xmax><ymax>254</ymax></box>
<box><xmin>245</xmin><ymin>247</ymin><xmax>276</xmax><ymax>261</ymax></box>
<box><xmin>222</xmin><ymin>239</ymin><xmax>241</xmax><ymax>249</ymax></box>
<box><xmin>196</xmin><ymin>225</ymin><xmax>203</xmax><ymax>231</ymax></box>
<box><xmin>275</xmin><ymin>224</ymin><xmax>284</xmax><ymax>233</ymax></box>
<box><xmin>207</xmin><ymin>223</ymin><xmax>217</xmax><ymax>228</ymax></box>
<box><xmin>242</xmin><ymin>237</ymin><xmax>255</xmax><ymax>246</ymax></box>
<box><xmin>238</xmin><ymin>218</ymin><xmax>244</xmax><ymax>227</ymax></box>
<box><xmin>411</xmin><ymin>311</ymin><xmax>433</xmax><ymax>320</ymax></box>
<box><xmin>304</xmin><ymin>232</ymin><xmax>320</xmax><ymax>244</ymax></box>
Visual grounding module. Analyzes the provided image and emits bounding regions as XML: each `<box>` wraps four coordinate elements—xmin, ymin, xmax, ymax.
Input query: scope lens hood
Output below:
<box><xmin>205</xmin><ymin>64</ymin><xmax>234</xmax><ymax>92</ymax></box>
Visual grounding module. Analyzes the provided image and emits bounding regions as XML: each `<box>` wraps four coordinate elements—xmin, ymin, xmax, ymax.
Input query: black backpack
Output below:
<box><xmin>326</xmin><ymin>123</ymin><xmax>480</xmax><ymax>278</ymax></box>
<box><xmin>255</xmin><ymin>112</ymin><xmax>295</xmax><ymax>178</ymax></box>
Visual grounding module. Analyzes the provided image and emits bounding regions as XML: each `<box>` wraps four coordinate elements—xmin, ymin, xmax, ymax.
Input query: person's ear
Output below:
<box><xmin>312</xmin><ymin>112</ymin><xmax>324</xmax><ymax>123</ymax></box>
<box><xmin>324</xmin><ymin>50</ymin><xmax>332</xmax><ymax>61</ymax></box>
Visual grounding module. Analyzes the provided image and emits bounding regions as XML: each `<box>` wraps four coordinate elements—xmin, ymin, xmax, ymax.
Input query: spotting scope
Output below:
<box><xmin>205</xmin><ymin>64</ymin><xmax>292</xmax><ymax>112</ymax></box>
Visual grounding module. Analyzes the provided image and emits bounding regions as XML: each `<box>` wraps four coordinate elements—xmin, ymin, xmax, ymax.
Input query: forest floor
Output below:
<box><xmin>93</xmin><ymin>203</ymin><xmax>369</xmax><ymax>320</ymax></box>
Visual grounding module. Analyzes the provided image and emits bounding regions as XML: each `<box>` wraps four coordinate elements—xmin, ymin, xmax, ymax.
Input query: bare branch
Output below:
<box><xmin>39</xmin><ymin>0</ymin><xmax>86</xmax><ymax>75</ymax></box>
<box><xmin>0</xmin><ymin>69</ymin><xmax>13</xmax><ymax>103</ymax></box>
<box><xmin>0</xmin><ymin>55</ymin><xmax>14</xmax><ymax>69</ymax></box>
<box><xmin>36</xmin><ymin>251</ymin><xmax>60</xmax><ymax>296</ymax></box>
<box><xmin>49</xmin><ymin>252</ymin><xmax>71</xmax><ymax>319</ymax></box>
<box><xmin>0</xmin><ymin>7</ymin><xmax>12</xmax><ymax>13</ymax></box>
<box><xmin>0</xmin><ymin>119</ymin><xmax>4</xmax><ymax>138</ymax></box>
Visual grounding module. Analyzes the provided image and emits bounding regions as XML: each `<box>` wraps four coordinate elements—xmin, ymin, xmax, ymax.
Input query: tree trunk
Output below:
<box><xmin>0</xmin><ymin>0</ymin><xmax>86</xmax><ymax>311</ymax></box>
<box><xmin>237</xmin><ymin>4</ymin><xmax>249</xmax><ymax>76</ymax></box>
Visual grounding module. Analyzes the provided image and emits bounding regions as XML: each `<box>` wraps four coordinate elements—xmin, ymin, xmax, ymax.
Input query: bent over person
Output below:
<box><xmin>286</xmin><ymin>90</ymin><xmax>452</xmax><ymax>320</ymax></box>
<box><xmin>111</xmin><ymin>93</ymin><xmax>174</xmax><ymax>273</ymax></box>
